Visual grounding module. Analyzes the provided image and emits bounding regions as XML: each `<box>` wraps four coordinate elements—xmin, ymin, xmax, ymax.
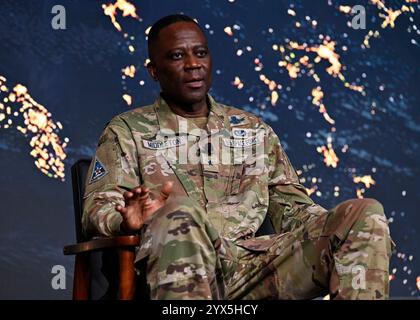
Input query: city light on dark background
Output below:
<box><xmin>0</xmin><ymin>0</ymin><xmax>418</xmax><ymax>299</ymax></box>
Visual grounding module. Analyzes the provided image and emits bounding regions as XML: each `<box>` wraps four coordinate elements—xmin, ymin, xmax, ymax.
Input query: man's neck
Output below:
<box><xmin>162</xmin><ymin>94</ymin><xmax>209</xmax><ymax>118</ymax></box>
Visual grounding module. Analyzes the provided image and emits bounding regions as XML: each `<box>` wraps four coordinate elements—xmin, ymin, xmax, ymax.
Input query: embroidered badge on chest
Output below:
<box><xmin>232</xmin><ymin>128</ymin><xmax>253</xmax><ymax>138</ymax></box>
<box><xmin>89</xmin><ymin>157</ymin><xmax>108</xmax><ymax>183</ymax></box>
<box><xmin>223</xmin><ymin>136</ymin><xmax>261</xmax><ymax>148</ymax></box>
<box><xmin>229</xmin><ymin>115</ymin><xmax>246</xmax><ymax>125</ymax></box>
<box><xmin>142</xmin><ymin>136</ymin><xmax>187</xmax><ymax>150</ymax></box>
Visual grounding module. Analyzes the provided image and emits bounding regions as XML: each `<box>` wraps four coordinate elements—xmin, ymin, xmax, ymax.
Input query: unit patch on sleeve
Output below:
<box><xmin>89</xmin><ymin>157</ymin><xmax>108</xmax><ymax>183</ymax></box>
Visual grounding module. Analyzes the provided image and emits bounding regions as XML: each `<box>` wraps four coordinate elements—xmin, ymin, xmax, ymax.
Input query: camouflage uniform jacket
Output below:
<box><xmin>82</xmin><ymin>95</ymin><xmax>316</xmax><ymax>240</ymax></box>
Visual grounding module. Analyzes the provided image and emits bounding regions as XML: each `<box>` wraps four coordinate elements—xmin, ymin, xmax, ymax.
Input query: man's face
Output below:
<box><xmin>147</xmin><ymin>21</ymin><xmax>212</xmax><ymax>106</ymax></box>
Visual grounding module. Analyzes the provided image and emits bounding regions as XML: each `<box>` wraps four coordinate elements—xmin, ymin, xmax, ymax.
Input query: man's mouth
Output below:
<box><xmin>185</xmin><ymin>78</ymin><xmax>204</xmax><ymax>89</ymax></box>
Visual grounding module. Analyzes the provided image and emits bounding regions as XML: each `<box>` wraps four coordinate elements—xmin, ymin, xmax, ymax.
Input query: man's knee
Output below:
<box><xmin>341</xmin><ymin>198</ymin><xmax>391</xmax><ymax>249</ymax></box>
<box><xmin>335</xmin><ymin>198</ymin><xmax>386</xmax><ymax>226</ymax></box>
<box><xmin>325</xmin><ymin>198</ymin><xmax>389</xmax><ymax>241</ymax></box>
<box><xmin>350</xmin><ymin>198</ymin><xmax>386</xmax><ymax>222</ymax></box>
<box><xmin>359</xmin><ymin>198</ymin><xmax>385</xmax><ymax>215</ymax></box>
<box><xmin>338</xmin><ymin>197</ymin><xmax>384</xmax><ymax>215</ymax></box>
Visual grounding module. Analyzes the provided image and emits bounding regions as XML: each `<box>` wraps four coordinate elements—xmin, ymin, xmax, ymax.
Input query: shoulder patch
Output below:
<box><xmin>89</xmin><ymin>157</ymin><xmax>108</xmax><ymax>183</ymax></box>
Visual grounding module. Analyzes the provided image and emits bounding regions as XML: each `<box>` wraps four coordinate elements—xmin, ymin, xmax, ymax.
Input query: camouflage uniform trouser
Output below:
<box><xmin>135</xmin><ymin>196</ymin><xmax>393</xmax><ymax>300</ymax></box>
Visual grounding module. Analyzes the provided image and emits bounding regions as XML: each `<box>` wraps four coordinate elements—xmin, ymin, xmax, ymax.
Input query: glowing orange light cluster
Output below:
<box><xmin>122</xmin><ymin>94</ymin><xmax>132</xmax><ymax>106</ymax></box>
<box><xmin>339</xmin><ymin>0</ymin><xmax>418</xmax><ymax>48</ymax></box>
<box><xmin>288</xmin><ymin>39</ymin><xmax>361</xmax><ymax>86</ymax></box>
<box><xmin>224</xmin><ymin>26</ymin><xmax>234</xmax><ymax>36</ymax></box>
<box><xmin>122</xmin><ymin>65</ymin><xmax>136</xmax><ymax>78</ymax></box>
<box><xmin>102</xmin><ymin>0</ymin><xmax>140</xmax><ymax>32</ymax></box>
<box><xmin>272</xmin><ymin>38</ymin><xmax>364</xmax><ymax>129</ymax></box>
<box><xmin>353</xmin><ymin>175</ymin><xmax>376</xmax><ymax>198</ymax></box>
<box><xmin>339</xmin><ymin>6</ymin><xmax>352</xmax><ymax>14</ymax></box>
<box><xmin>353</xmin><ymin>175</ymin><xmax>376</xmax><ymax>188</ymax></box>
<box><xmin>102</xmin><ymin>1</ymin><xmax>142</xmax><ymax>107</ymax></box>
<box><xmin>311</xmin><ymin>86</ymin><xmax>335</xmax><ymax>125</ymax></box>
<box><xmin>0</xmin><ymin>75</ymin><xmax>68</xmax><ymax>181</ymax></box>
<box><xmin>232</xmin><ymin>76</ymin><xmax>244</xmax><ymax>90</ymax></box>
<box><xmin>258</xmin><ymin>74</ymin><xmax>279</xmax><ymax>106</ymax></box>
<box><xmin>317</xmin><ymin>140</ymin><xmax>339</xmax><ymax>168</ymax></box>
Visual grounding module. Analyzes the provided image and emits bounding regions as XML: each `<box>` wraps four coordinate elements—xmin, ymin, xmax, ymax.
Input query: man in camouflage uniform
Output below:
<box><xmin>82</xmin><ymin>14</ymin><xmax>394</xmax><ymax>300</ymax></box>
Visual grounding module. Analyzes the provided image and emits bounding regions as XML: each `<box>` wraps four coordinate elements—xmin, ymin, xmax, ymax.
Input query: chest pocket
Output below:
<box><xmin>137</xmin><ymin>135</ymin><xmax>188</xmax><ymax>190</ymax></box>
<box><xmin>228</xmin><ymin>125</ymin><xmax>267</xmax><ymax>195</ymax></box>
<box><xmin>224</xmin><ymin>132</ymin><xmax>260</xmax><ymax>196</ymax></box>
<box><xmin>229</xmin><ymin>164</ymin><xmax>243</xmax><ymax>195</ymax></box>
<box><xmin>228</xmin><ymin>150</ymin><xmax>263</xmax><ymax>196</ymax></box>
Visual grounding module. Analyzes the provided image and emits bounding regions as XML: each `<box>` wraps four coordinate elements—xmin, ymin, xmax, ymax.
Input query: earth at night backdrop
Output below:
<box><xmin>0</xmin><ymin>0</ymin><xmax>418</xmax><ymax>299</ymax></box>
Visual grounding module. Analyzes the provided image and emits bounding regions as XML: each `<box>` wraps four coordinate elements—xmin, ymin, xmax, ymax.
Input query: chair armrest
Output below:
<box><xmin>63</xmin><ymin>235</ymin><xmax>140</xmax><ymax>255</ymax></box>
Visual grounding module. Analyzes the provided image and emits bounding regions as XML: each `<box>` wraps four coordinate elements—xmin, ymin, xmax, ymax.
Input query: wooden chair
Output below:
<box><xmin>63</xmin><ymin>159</ymin><xmax>140</xmax><ymax>300</ymax></box>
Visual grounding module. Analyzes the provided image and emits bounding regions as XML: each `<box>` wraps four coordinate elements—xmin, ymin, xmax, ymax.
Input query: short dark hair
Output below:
<box><xmin>147</xmin><ymin>14</ymin><xmax>203</xmax><ymax>59</ymax></box>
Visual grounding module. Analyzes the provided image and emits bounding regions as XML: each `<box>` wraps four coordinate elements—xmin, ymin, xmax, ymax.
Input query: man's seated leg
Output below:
<box><xmin>323</xmin><ymin>198</ymin><xmax>393</xmax><ymax>299</ymax></box>
<box><xmin>226</xmin><ymin>206</ymin><xmax>331</xmax><ymax>300</ymax></box>
<box><xmin>135</xmin><ymin>196</ymin><xmax>237</xmax><ymax>300</ymax></box>
<box><xmin>227</xmin><ymin>198</ymin><xmax>392</xmax><ymax>300</ymax></box>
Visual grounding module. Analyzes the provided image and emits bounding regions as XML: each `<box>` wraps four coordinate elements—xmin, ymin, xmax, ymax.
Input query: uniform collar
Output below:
<box><xmin>153</xmin><ymin>94</ymin><xmax>227</xmax><ymax>135</ymax></box>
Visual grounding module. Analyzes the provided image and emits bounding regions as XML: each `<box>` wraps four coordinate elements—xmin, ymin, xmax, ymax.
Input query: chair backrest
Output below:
<box><xmin>256</xmin><ymin>212</ymin><xmax>275</xmax><ymax>237</ymax></box>
<box><xmin>71</xmin><ymin>159</ymin><xmax>92</xmax><ymax>243</ymax></box>
<box><xmin>71</xmin><ymin>158</ymin><xmax>118</xmax><ymax>299</ymax></box>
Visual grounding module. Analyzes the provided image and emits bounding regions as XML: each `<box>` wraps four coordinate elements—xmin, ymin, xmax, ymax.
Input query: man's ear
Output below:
<box><xmin>147</xmin><ymin>61</ymin><xmax>158</xmax><ymax>81</ymax></box>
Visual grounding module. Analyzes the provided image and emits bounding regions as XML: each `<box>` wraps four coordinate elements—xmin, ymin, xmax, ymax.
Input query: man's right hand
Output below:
<box><xmin>116</xmin><ymin>181</ymin><xmax>174</xmax><ymax>234</ymax></box>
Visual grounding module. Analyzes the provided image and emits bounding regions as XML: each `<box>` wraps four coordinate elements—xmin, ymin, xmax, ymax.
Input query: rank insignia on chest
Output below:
<box><xmin>89</xmin><ymin>157</ymin><xmax>108</xmax><ymax>183</ymax></box>
<box><xmin>229</xmin><ymin>115</ymin><xmax>247</xmax><ymax>125</ymax></box>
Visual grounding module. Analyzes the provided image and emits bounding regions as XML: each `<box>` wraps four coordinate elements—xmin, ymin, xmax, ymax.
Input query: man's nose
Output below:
<box><xmin>184</xmin><ymin>54</ymin><xmax>201</xmax><ymax>70</ymax></box>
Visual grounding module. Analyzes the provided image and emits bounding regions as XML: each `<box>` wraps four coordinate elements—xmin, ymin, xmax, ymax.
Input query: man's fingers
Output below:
<box><xmin>142</xmin><ymin>199</ymin><xmax>152</xmax><ymax>212</ymax></box>
<box><xmin>139</xmin><ymin>187</ymin><xmax>150</xmax><ymax>196</ymax></box>
<box><xmin>159</xmin><ymin>181</ymin><xmax>174</xmax><ymax>201</ymax></box>
<box><xmin>124</xmin><ymin>186</ymin><xmax>150</xmax><ymax>205</ymax></box>
<box><xmin>115</xmin><ymin>205</ymin><xmax>127</xmax><ymax>215</ymax></box>
<box><xmin>132</xmin><ymin>187</ymin><xmax>142</xmax><ymax>194</ymax></box>
<box><xmin>123</xmin><ymin>191</ymin><xmax>134</xmax><ymax>200</ymax></box>
<box><xmin>134</xmin><ymin>187</ymin><xmax>150</xmax><ymax>202</ymax></box>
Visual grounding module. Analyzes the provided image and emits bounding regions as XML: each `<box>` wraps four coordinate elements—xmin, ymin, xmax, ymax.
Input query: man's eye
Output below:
<box><xmin>196</xmin><ymin>50</ymin><xmax>208</xmax><ymax>57</ymax></box>
<box><xmin>171</xmin><ymin>52</ymin><xmax>183</xmax><ymax>60</ymax></box>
